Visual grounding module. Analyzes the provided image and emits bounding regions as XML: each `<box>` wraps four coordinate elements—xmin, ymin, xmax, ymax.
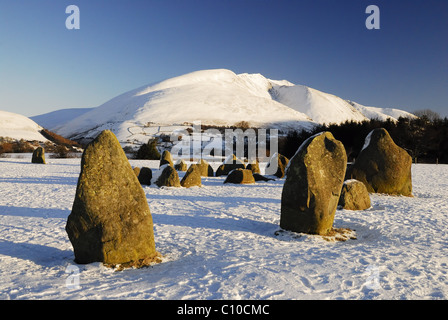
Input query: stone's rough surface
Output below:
<box><xmin>265</xmin><ymin>153</ymin><xmax>289</xmax><ymax>178</ymax></box>
<box><xmin>174</xmin><ymin>159</ymin><xmax>188</xmax><ymax>171</ymax></box>
<box><xmin>215</xmin><ymin>155</ymin><xmax>246</xmax><ymax>176</ymax></box>
<box><xmin>280</xmin><ymin>132</ymin><xmax>347</xmax><ymax>235</ymax></box>
<box><xmin>160</xmin><ymin>150</ymin><xmax>174</xmax><ymax>167</ymax></box>
<box><xmin>197</xmin><ymin>159</ymin><xmax>214</xmax><ymax>177</ymax></box>
<box><xmin>155</xmin><ymin>164</ymin><xmax>181</xmax><ymax>187</ymax></box>
<box><xmin>180</xmin><ymin>164</ymin><xmax>202</xmax><ymax>188</ymax></box>
<box><xmin>65</xmin><ymin>130</ymin><xmax>158</xmax><ymax>266</ymax></box>
<box><xmin>32</xmin><ymin>147</ymin><xmax>46</xmax><ymax>164</ymax></box>
<box><xmin>137</xmin><ymin>167</ymin><xmax>152</xmax><ymax>186</ymax></box>
<box><xmin>338</xmin><ymin>179</ymin><xmax>371</xmax><ymax>210</ymax></box>
<box><xmin>346</xmin><ymin>128</ymin><xmax>412</xmax><ymax>196</ymax></box>
<box><xmin>224</xmin><ymin>168</ymin><xmax>255</xmax><ymax>184</ymax></box>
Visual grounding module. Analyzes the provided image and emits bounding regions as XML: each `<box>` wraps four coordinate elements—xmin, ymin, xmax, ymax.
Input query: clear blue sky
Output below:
<box><xmin>0</xmin><ymin>0</ymin><xmax>447</xmax><ymax>118</ymax></box>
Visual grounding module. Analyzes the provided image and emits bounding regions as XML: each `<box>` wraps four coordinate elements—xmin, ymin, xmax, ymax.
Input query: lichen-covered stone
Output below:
<box><xmin>346</xmin><ymin>128</ymin><xmax>412</xmax><ymax>196</ymax></box>
<box><xmin>215</xmin><ymin>155</ymin><xmax>245</xmax><ymax>176</ymax></box>
<box><xmin>32</xmin><ymin>147</ymin><xmax>46</xmax><ymax>164</ymax></box>
<box><xmin>65</xmin><ymin>130</ymin><xmax>159</xmax><ymax>266</ymax></box>
<box><xmin>280</xmin><ymin>132</ymin><xmax>347</xmax><ymax>235</ymax></box>
<box><xmin>160</xmin><ymin>150</ymin><xmax>174</xmax><ymax>167</ymax></box>
<box><xmin>224</xmin><ymin>168</ymin><xmax>255</xmax><ymax>184</ymax></box>
<box><xmin>174</xmin><ymin>159</ymin><xmax>188</xmax><ymax>171</ymax></box>
<box><xmin>180</xmin><ymin>164</ymin><xmax>202</xmax><ymax>188</ymax></box>
<box><xmin>197</xmin><ymin>159</ymin><xmax>214</xmax><ymax>177</ymax></box>
<box><xmin>338</xmin><ymin>179</ymin><xmax>371</xmax><ymax>210</ymax></box>
<box><xmin>155</xmin><ymin>164</ymin><xmax>181</xmax><ymax>187</ymax></box>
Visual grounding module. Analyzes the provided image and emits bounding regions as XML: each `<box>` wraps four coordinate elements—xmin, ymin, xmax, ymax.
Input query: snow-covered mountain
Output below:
<box><xmin>0</xmin><ymin>110</ymin><xmax>48</xmax><ymax>142</ymax></box>
<box><xmin>32</xmin><ymin>69</ymin><xmax>415</xmax><ymax>146</ymax></box>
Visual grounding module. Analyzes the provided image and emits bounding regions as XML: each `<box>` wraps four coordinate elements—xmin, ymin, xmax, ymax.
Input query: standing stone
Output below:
<box><xmin>155</xmin><ymin>164</ymin><xmax>181</xmax><ymax>187</ymax></box>
<box><xmin>280</xmin><ymin>132</ymin><xmax>347</xmax><ymax>235</ymax></box>
<box><xmin>346</xmin><ymin>128</ymin><xmax>412</xmax><ymax>196</ymax></box>
<box><xmin>65</xmin><ymin>130</ymin><xmax>159</xmax><ymax>266</ymax></box>
<box><xmin>246</xmin><ymin>161</ymin><xmax>261</xmax><ymax>174</ymax></box>
<box><xmin>32</xmin><ymin>147</ymin><xmax>46</xmax><ymax>164</ymax></box>
<box><xmin>224</xmin><ymin>168</ymin><xmax>255</xmax><ymax>184</ymax></box>
<box><xmin>174</xmin><ymin>159</ymin><xmax>188</xmax><ymax>171</ymax></box>
<box><xmin>180</xmin><ymin>164</ymin><xmax>202</xmax><ymax>188</ymax></box>
<box><xmin>138</xmin><ymin>167</ymin><xmax>152</xmax><ymax>186</ymax></box>
<box><xmin>160</xmin><ymin>150</ymin><xmax>174</xmax><ymax>167</ymax></box>
<box><xmin>265</xmin><ymin>153</ymin><xmax>289</xmax><ymax>178</ymax></box>
<box><xmin>215</xmin><ymin>154</ymin><xmax>245</xmax><ymax>176</ymax></box>
<box><xmin>197</xmin><ymin>159</ymin><xmax>214</xmax><ymax>177</ymax></box>
<box><xmin>338</xmin><ymin>179</ymin><xmax>371</xmax><ymax>210</ymax></box>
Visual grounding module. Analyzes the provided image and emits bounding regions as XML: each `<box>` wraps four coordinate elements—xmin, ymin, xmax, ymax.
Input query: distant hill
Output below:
<box><xmin>0</xmin><ymin>110</ymin><xmax>49</xmax><ymax>142</ymax></box>
<box><xmin>30</xmin><ymin>107</ymin><xmax>94</xmax><ymax>131</ymax></box>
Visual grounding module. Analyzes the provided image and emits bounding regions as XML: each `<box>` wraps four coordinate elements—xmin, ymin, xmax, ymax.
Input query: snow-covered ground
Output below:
<box><xmin>0</xmin><ymin>156</ymin><xmax>447</xmax><ymax>300</ymax></box>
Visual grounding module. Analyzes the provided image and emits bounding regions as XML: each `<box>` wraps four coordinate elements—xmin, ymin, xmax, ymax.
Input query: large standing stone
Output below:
<box><xmin>246</xmin><ymin>161</ymin><xmax>261</xmax><ymax>174</ymax></box>
<box><xmin>280</xmin><ymin>132</ymin><xmax>347</xmax><ymax>235</ymax></box>
<box><xmin>338</xmin><ymin>179</ymin><xmax>371</xmax><ymax>210</ymax></box>
<box><xmin>65</xmin><ymin>130</ymin><xmax>159</xmax><ymax>266</ymax></box>
<box><xmin>160</xmin><ymin>150</ymin><xmax>174</xmax><ymax>167</ymax></box>
<box><xmin>155</xmin><ymin>164</ymin><xmax>181</xmax><ymax>187</ymax></box>
<box><xmin>180</xmin><ymin>164</ymin><xmax>202</xmax><ymax>188</ymax></box>
<box><xmin>32</xmin><ymin>147</ymin><xmax>46</xmax><ymax>164</ymax></box>
<box><xmin>346</xmin><ymin>128</ymin><xmax>412</xmax><ymax>196</ymax></box>
<box><xmin>224</xmin><ymin>168</ymin><xmax>255</xmax><ymax>184</ymax></box>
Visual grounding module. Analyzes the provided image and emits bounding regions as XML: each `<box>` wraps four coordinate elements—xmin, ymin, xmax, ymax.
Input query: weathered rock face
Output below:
<box><xmin>180</xmin><ymin>164</ymin><xmax>202</xmax><ymax>188</ymax></box>
<box><xmin>174</xmin><ymin>159</ymin><xmax>188</xmax><ymax>171</ymax></box>
<box><xmin>280</xmin><ymin>132</ymin><xmax>347</xmax><ymax>235</ymax></box>
<box><xmin>138</xmin><ymin>167</ymin><xmax>152</xmax><ymax>186</ymax></box>
<box><xmin>338</xmin><ymin>179</ymin><xmax>371</xmax><ymax>210</ymax></box>
<box><xmin>32</xmin><ymin>147</ymin><xmax>46</xmax><ymax>164</ymax></box>
<box><xmin>155</xmin><ymin>164</ymin><xmax>181</xmax><ymax>187</ymax></box>
<box><xmin>265</xmin><ymin>153</ymin><xmax>289</xmax><ymax>178</ymax></box>
<box><xmin>197</xmin><ymin>159</ymin><xmax>214</xmax><ymax>177</ymax></box>
<box><xmin>160</xmin><ymin>150</ymin><xmax>174</xmax><ymax>167</ymax></box>
<box><xmin>224</xmin><ymin>168</ymin><xmax>255</xmax><ymax>184</ymax></box>
<box><xmin>346</xmin><ymin>128</ymin><xmax>412</xmax><ymax>196</ymax></box>
<box><xmin>65</xmin><ymin>130</ymin><xmax>158</xmax><ymax>266</ymax></box>
<box><xmin>215</xmin><ymin>155</ymin><xmax>245</xmax><ymax>176</ymax></box>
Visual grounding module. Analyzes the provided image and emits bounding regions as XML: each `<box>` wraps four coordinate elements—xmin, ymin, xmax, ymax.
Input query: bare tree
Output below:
<box><xmin>413</xmin><ymin>109</ymin><xmax>441</xmax><ymax>122</ymax></box>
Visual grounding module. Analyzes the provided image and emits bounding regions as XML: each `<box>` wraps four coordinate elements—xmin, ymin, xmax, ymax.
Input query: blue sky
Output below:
<box><xmin>0</xmin><ymin>0</ymin><xmax>447</xmax><ymax>118</ymax></box>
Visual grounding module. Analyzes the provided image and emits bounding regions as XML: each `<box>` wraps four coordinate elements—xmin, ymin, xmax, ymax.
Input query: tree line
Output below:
<box><xmin>280</xmin><ymin>115</ymin><xmax>448</xmax><ymax>164</ymax></box>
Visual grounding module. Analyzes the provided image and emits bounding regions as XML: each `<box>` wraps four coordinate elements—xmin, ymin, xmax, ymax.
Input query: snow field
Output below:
<box><xmin>0</xmin><ymin>156</ymin><xmax>447</xmax><ymax>300</ymax></box>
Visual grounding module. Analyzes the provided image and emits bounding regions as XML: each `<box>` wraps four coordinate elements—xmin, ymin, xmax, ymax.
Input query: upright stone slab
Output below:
<box><xmin>347</xmin><ymin>128</ymin><xmax>412</xmax><ymax>196</ymax></box>
<box><xmin>180</xmin><ymin>164</ymin><xmax>202</xmax><ymax>188</ymax></box>
<box><xmin>32</xmin><ymin>147</ymin><xmax>46</xmax><ymax>164</ymax></box>
<box><xmin>65</xmin><ymin>130</ymin><xmax>158</xmax><ymax>266</ymax></box>
<box><xmin>197</xmin><ymin>159</ymin><xmax>214</xmax><ymax>177</ymax></box>
<box><xmin>215</xmin><ymin>154</ymin><xmax>245</xmax><ymax>176</ymax></box>
<box><xmin>160</xmin><ymin>150</ymin><xmax>174</xmax><ymax>167</ymax></box>
<box><xmin>280</xmin><ymin>132</ymin><xmax>347</xmax><ymax>235</ymax></box>
<box><xmin>174</xmin><ymin>159</ymin><xmax>188</xmax><ymax>171</ymax></box>
<box><xmin>155</xmin><ymin>164</ymin><xmax>181</xmax><ymax>187</ymax></box>
<box><xmin>138</xmin><ymin>167</ymin><xmax>152</xmax><ymax>186</ymax></box>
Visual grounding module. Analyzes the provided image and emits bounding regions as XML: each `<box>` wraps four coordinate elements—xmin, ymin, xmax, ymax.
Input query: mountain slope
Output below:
<box><xmin>53</xmin><ymin>69</ymin><xmax>316</xmax><ymax>142</ymax></box>
<box><xmin>43</xmin><ymin>69</ymin><xmax>415</xmax><ymax>146</ymax></box>
<box><xmin>31</xmin><ymin>107</ymin><xmax>94</xmax><ymax>131</ymax></box>
<box><xmin>0</xmin><ymin>110</ymin><xmax>48</xmax><ymax>142</ymax></box>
